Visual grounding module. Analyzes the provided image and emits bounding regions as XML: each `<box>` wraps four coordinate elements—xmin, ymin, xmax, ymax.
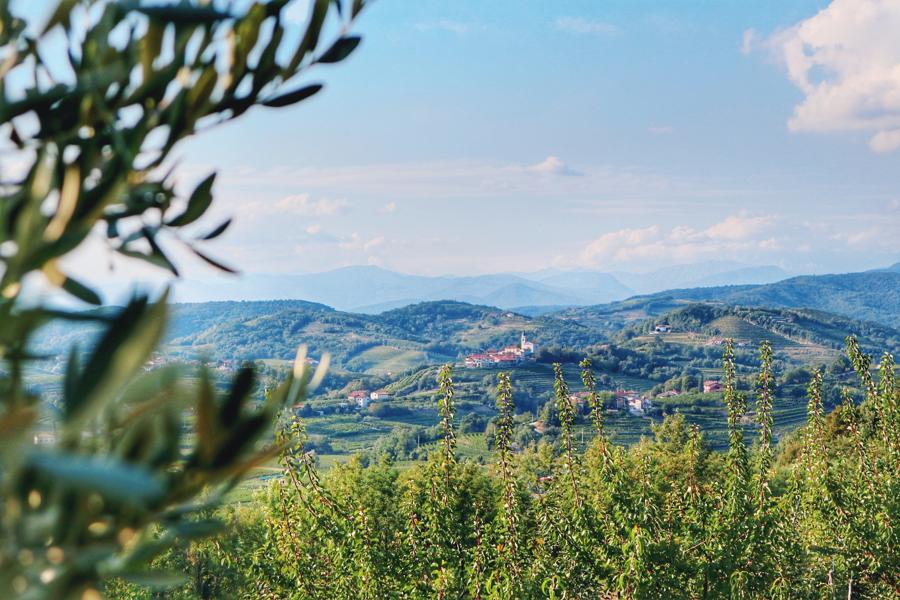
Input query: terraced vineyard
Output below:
<box><xmin>707</xmin><ymin>316</ymin><xmax>793</xmax><ymax>347</ymax></box>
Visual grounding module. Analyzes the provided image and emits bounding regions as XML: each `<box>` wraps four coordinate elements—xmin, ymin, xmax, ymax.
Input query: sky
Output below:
<box><xmin>28</xmin><ymin>0</ymin><xmax>900</xmax><ymax>286</ymax></box>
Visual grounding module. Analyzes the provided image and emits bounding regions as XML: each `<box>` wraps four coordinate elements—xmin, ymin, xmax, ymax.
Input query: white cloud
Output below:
<box><xmin>759</xmin><ymin>0</ymin><xmax>900</xmax><ymax>151</ymax></box>
<box><xmin>580</xmin><ymin>214</ymin><xmax>778</xmax><ymax>267</ymax></box>
<box><xmin>379</xmin><ymin>201</ymin><xmax>398</xmax><ymax>213</ymax></box>
<box><xmin>272</xmin><ymin>194</ymin><xmax>347</xmax><ymax>217</ymax></box>
<box><xmin>703</xmin><ymin>213</ymin><xmax>774</xmax><ymax>240</ymax></box>
<box><xmin>305</xmin><ymin>224</ymin><xmax>322</xmax><ymax>235</ymax></box>
<box><xmin>582</xmin><ymin>226</ymin><xmax>660</xmax><ymax>265</ymax></box>
<box><xmin>831</xmin><ymin>225</ymin><xmax>899</xmax><ymax>250</ymax></box>
<box><xmin>869</xmin><ymin>129</ymin><xmax>900</xmax><ymax>152</ymax></box>
<box><xmin>526</xmin><ymin>156</ymin><xmax>582</xmax><ymax>176</ymax></box>
<box><xmin>554</xmin><ymin>16</ymin><xmax>621</xmax><ymax>37</ymax></box>
<box><xmin>758</xmin><ymin>238</ymin><xmax>782</xmax><ymax>251</ymax></box>
<box><xmin>740</xmin><ymin>28</ymin><xmax>758</xmax><ymax>55</ymax></box>
<box><xmin>339</xmin><ymin>232</ymin><xmax>385</xmax><ymax>254</ymax></box>
<box><xmin>363</xmin><ymin>236</ymin><xmax>385</xmax><ymax>252</ymax></box>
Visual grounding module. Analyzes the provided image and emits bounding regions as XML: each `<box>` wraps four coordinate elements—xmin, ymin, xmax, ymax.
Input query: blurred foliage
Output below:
<box><xmin>0</xmin><ymin>0</ymin><xmax>364</xmax><ymax>596</ymax></box>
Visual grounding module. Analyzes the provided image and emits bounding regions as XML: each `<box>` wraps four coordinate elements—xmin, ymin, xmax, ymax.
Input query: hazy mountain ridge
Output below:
<box><xmin>560</xmin><ymin>270</ymin><xmax>900</xmax><ymax>328</ymax></box>
<box><xmin>171</xmin><ymin>262</ymin><xmax>794</xmax><ymax>310</ymax></box>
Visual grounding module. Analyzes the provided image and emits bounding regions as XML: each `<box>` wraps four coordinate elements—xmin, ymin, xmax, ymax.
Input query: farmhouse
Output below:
<box><xmin>653</xmin><ymin>324</ymin><xmax>671</xmax><ymax>333</ymax></box>
<box><xmin>370</xmin><ymin>389</ymin><xmax>392</xmax><ymax>401</ymax></box>
<box><xmin>703</xmin><ymin>380</ymin><xmax>723</xmax><ymax>393</ymax></box>
<box><xmin>348</xmin><ymin>390</ymin><xmax>371</xmax><ymax>408</ymax></box>
<box><xmin>628</xmin><ymin>396</ymin><xmax>652</xmax><ymax>416</ymax></box>
<box><xmin>613</xmin><ymin>389</ymin><xmax>652</xmax><ymax>415</ymax></box>
<box><xmin>568</xmin><ymin>391</ymin><xmax>593</xmax><ymax>409</ymax></box>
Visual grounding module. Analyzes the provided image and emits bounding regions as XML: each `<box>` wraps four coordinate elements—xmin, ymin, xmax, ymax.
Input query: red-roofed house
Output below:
<box><xmin>348</xmin><ymin>390</ymin><xmax>371</xmax><ymax>408</ymax></box>
<box><xmin>703</xmin><ymin>380</ymin><xmax>723</xmax><ymax>393</ymax></box>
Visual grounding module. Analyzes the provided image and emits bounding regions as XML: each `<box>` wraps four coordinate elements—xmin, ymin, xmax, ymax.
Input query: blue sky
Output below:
<box><xmin>51</xmin><ymin>0</ymin><xmax>900</xmax><ymax>282</ymax></box>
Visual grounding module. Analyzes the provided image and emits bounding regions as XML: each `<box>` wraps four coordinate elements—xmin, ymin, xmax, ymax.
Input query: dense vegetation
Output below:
<box><xmin>107</xmin><ymin>338</ymin><xmax>899</xmax><ymax>599</ymax></box>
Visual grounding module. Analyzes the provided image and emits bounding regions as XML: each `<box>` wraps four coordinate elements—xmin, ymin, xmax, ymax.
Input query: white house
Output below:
<box><xmin>348</xmin><ymin>390</ymin><xmax>371</xmax><ymax>408</ymax></box>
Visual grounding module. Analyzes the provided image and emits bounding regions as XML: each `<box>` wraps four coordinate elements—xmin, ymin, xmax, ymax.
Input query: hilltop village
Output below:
<box><xmin>463</xmin><ymin>332</ymin><xmax>537</xmax><ymax>368</ymax></box>
<box><xmin>319</xmin><ymin>328</ymin><xmax>738</xmax><ymax>425</ymax></box>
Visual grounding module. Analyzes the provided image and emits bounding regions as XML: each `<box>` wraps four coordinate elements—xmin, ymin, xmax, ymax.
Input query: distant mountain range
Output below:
<box><xmin>559</xmin><ymin>264</ymin><xmax>900</xmax><ymax>328</ymax></box>
<box><xmin>169</xmin><ymin>261</ymin><xmax>793</xmax><ymax>311</ymax></box>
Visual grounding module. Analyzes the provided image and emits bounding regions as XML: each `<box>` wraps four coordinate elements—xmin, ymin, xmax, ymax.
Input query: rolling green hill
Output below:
<box><xmin>164</xmin><ymin>300</ymin><xmax>595</xmax><ymax>375</ymax></box>
<box><xmin>626</xmin><ymin>303</ymin><xmax>900</xmax><ymax>358</ymax></box>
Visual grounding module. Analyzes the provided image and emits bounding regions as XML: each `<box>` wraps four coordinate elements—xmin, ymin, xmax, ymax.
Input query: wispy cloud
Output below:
<box><xmin>379</xmin><ymin>201</ymin><xmax>398</xmax><ymax>214</ymax></box>
<box><xmin>338</xmin><ymin>232</ymin><xmax>386</xmax><ymax>254</ymax></box>
<box><xmin>554</xmin><ymin>16</ymin><xmax>621</xmax><ymax>37</ymax></box>
<box><xmin>207</xmin><ymin>157</ymin><xmax>682</xmax><ymax>203</ymax></box>
<box><xmin>271</xmin><ymin>194</ymin><xmax>347</xmax><ymax>217</ymax></box>
<box><xmin>526</xmin><ymin>156</ymin><xmax>582</xmax><ymax>176</ymax></box>
<box><xmin>740</xmin><ymin>28</ymin><xmax>758</xmax><ymax>55</ymax></box>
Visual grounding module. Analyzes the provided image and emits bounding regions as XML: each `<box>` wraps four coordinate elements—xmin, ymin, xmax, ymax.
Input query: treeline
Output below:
<box><xmin>538</xmin><ymin>340</ymin><xmax>756</xmax><ymax>383</ymax></box>
<box><xmin>108</xmin><ymin>337</ymin><xmax>899</xmax><ymax>599</ymax></box>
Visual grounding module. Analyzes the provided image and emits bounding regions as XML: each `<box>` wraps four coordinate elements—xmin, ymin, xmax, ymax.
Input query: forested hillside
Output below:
<box><xmin>625</xmin><ymin>304</ymin><xmax>900</xmax><ymax>355</ymax></box>
<box><xmin>162</xmin><ymin>300</ymin><xmax>593</xmax><ymax>371</ymax></box>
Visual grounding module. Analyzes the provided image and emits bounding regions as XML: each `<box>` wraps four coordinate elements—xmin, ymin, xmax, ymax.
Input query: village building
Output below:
<box><xmin>348</xmin><ymin>390</ymin><xmax>371</xmax><ymax>408</ymax></box>
<box><xmin>653</xmin><ymin>324</ymin><xmax>671</xmax><ymax>333</ymax></box>
<box><xmin>464</xmin><ymin>353</ymin><xmax>488</xmax><ymax>368</ymax></box>
<box><xmin>463</xmin><ymin>333</ymin><xmax>537</xmax><ymax>368</ymax></box>
<box><xmin>370</xmin><ymin>389</ymin><xmax>392</xmax><ymax>401</ymax></box>
<box><xmin>613</xmin><ymin>389</ymin><xmax>652</xmax><ymax>416</ymax></box>
<box><xmin>703</xmin><ymin>380</ymin><xmax>723</xmax><ymax>393</ymax></box>
<box><xmin>627</xmin><ymin>396</ymin><xmax>653</xmax><ymax>416</ymax></box>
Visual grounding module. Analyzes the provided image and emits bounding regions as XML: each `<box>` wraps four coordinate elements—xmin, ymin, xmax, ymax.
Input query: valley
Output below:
<box><xmin>26</xmin><ymin>266</ymin><xmax>900</xmax><ymax>483</ymax></box>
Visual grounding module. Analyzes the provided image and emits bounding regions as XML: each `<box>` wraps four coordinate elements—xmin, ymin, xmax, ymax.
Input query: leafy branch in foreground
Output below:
<box><xmin>0</xmin><ymin>0</ymin><xmax>365</xmax><ymax>596</ymax></box>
